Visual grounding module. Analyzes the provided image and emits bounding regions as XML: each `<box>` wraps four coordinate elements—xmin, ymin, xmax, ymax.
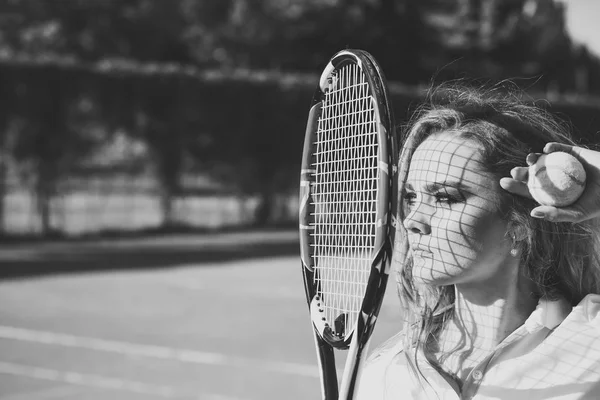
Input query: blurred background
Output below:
<box><xmin>0</xmin><ymin>0</ymin><xmax>598</xmax><ymax>399</ymax></box>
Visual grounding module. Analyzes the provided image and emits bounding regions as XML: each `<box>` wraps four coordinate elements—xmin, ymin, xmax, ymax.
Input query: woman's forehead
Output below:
<box><xmin>408</xmin><ymin>134</ymin><xmax>487</xmax><ymax>185</ymax></box>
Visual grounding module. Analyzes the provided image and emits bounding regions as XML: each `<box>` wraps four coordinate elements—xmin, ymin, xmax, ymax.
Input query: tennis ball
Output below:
<box><xmin>527</xmin><ymin>152</ymin><xmax>586</xmax><ymax>207</ymax></box>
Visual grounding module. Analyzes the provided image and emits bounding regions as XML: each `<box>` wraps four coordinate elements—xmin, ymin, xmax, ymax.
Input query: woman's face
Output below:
<box><xmin>403</xmin><ymin>132</ymin><xmax>513</xmax><ymax>286</ymax></box>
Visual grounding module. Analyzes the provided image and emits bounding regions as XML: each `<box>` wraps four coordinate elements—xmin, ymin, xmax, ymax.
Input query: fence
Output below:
<box><xmin>1</xmin><ymin>58</ymin><xmax>600</xmax><ymax>238</ymax></box>
<box><xmin>1</xmin><ymin>173</ymin><xmax>298</xmax><ymax>237</ymax></box>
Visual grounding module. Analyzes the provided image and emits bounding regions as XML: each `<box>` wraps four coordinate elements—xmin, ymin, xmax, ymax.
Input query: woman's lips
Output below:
<box><xmin>412</xmin><ymin>249</ymin><xmax>433</xmax><ymax>257</ymax></box>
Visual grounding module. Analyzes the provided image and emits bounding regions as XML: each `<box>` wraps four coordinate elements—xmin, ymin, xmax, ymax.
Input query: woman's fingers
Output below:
<box><xmin>526</xmin><ymin>153</ymin><xmax>541</xmax><ymax>166</ymax></box>
<box><xmin>544</xmin><ymin>142</ymin><xmax>593</xmax><ymax>164</ymax></box>
<box><xmin>543</xmin><ymin>142</ymin><xmax>574</xmax><ymax>155</ymax></box>
<box><xmin>499</xmin><ymin>177</ymin><xmax>532</xmax><ymax>199</ymax></box>
<box><xmin>502</xmin><ymin>143</ymin><xmax>600</xmax><ymax>223</ymax></box>
<box><xmin>502</xmin><ymin>166</ymin><xmax>531</xmax><ymax>199</ymax></box>
<box><xmin>530</xmin><ymin>206</ymin><xmax>586</xmax><ymax>223</ymax></box>
<box><xmin>510</xmin><ymin>166</ymin><xmax>528</xmax><ymax>181</ymax></box>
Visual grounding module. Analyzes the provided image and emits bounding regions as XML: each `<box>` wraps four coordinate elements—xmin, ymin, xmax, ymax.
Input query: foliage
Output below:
<box><xmin>2</xmin><ymin>0</ymin><xmax>597</xmax><ymax>86</ymax></box>
<box><xmin>0</xmin><ymin>0</ymin><xmax>599</xmax><ymax>233</ymax></box>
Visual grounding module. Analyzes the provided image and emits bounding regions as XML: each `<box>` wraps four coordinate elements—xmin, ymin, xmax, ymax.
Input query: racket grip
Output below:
<box><xmin>338</xmin><ymin>332</ymin><xmax>370</xmax><ymax>400</ymax></box>
<box><xmin>313</xmin><ymin>331</ymin><xmax>339</xmax><ymax>400</ymax></box>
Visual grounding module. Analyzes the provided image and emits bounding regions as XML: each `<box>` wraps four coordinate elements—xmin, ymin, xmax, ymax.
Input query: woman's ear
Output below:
<box><xmin>507</xmin><ymin>223</ymin><xmax>528</xmax><ymax>243</ymax></box>
<box><xmin>506</xmin><ymin>223</ymin><xmax>528</xmax><ymax>258</ymax></box>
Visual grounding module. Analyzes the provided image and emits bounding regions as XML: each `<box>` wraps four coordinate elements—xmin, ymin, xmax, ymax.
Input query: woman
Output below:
<box><xmin>357</xmin><ymin>83</ymin><xmax>600</xmax><ymax>399</ymax></box>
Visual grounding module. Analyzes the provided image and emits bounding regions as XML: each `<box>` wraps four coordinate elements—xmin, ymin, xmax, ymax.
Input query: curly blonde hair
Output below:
<box><xmin>394</xmin><ymin>81</ymin><xmax>600</xmax><ymax>377</ymax></box>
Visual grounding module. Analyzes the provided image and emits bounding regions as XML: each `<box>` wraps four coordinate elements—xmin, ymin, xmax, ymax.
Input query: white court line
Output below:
<box><xmin>0</xmin><ymin>385</ymin><xmax>80</xmax><ymax>400</ymax></box>
<box><xmin>0</xmin><ymin>325</ymin><xmax>319</xmax><ymax>379</ymax></box>
<box><xmin>0</xmin><ymin>361</ymin><xmax>245</xmax><ymax>400</ymax></box>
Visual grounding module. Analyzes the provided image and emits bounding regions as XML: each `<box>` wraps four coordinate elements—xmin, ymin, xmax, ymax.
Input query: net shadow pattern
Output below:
<box><xmin>399</xmin><ymin>135</ymin><xmax>600</xmax><ymax>398</ymax></box>
<box><xmin>402</xmin><ymin>137</ymin><xmax>494</xmax><ymax>285</ymax></box>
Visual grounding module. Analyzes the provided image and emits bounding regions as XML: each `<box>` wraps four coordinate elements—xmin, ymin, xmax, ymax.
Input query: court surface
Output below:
<box><xmin>0</xmin><ymin>230</ymin><xmax>402</xmax><ymax>399</ymax></box>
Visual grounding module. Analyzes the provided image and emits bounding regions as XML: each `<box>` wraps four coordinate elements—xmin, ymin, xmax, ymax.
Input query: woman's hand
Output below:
<box><xmin>500</xmin><ymin>142</ymin><xmax>600</xmax><ymax>223</ymax></box>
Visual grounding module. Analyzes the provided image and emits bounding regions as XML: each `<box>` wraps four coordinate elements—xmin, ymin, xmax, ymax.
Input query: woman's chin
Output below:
<box><xmin>412</xmin><ymin>275</ymin><xmax>456</xmax><ymax>287</ymax></box>
<box><xmin>411</xmin><ymin>262</ymin><xmax>462</xmax><ymax>286</ymax></box>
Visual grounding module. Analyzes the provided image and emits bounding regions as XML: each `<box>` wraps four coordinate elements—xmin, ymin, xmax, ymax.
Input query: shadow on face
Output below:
<box><xmin>402</xmin><ymin>132</ymin><xmax>513</xmax><ymax>287</ymax></box>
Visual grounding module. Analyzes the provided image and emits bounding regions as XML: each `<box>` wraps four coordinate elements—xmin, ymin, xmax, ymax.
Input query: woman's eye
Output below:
<box><xmin>434</xmin><ymin>193</ymin><xmax>459</xmax><ymax>205</ymax></box>
<box><xmin>403</xmin><ymin>192</ymin><xmax>417</xmax><ymax>206</ymax></box>
<box><xmin>402</xmin><ymin>190</ymin><xmax>462</xmax><ymax>209</ymax></box>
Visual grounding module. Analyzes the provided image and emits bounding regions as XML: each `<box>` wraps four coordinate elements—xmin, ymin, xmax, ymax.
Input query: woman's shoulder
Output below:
<box><xmin>568</xmin><ymin>294</ymin><xmax>600</xmax><ymax>326</ymax></box>
<box><xmin>568</xmin><ymin>294</ymin><xmax>600</xmax><ymax>331</ymax></box>
<box><xmin>541</xmin><ymin>294</ymin><xmax>600</xmax><ymax>365</ymax></box>
<box><xmin>545</xmin><ymin>294</ymin><xmax>600</xmax><ymax>346</ymax></box>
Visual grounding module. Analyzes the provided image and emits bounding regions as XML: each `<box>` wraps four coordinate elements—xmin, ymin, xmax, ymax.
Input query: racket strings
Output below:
<box><xmin>311</xmin><ymin>62</ymin><xmax>379</xmax><ymax>337</ymax></box>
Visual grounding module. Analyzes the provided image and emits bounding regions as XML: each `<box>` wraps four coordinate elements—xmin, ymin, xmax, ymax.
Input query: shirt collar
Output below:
<box><xmin>523</xmin><ymin>296</ymin><xmax>572</xmax><ymax>333</ymax></box>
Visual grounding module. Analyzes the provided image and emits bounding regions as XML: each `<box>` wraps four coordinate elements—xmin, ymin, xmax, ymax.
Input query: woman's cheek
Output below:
<box><xmin>433</xmin><ymin>208</ymin><xmax>482</xmax><ymax>259</ymax></box>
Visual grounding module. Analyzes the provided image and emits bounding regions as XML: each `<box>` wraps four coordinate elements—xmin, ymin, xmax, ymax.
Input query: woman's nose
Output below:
<box><xmin>403</xmin><ymin>204</ymin><xmax>432</xmax><ymax>235</ymax></box>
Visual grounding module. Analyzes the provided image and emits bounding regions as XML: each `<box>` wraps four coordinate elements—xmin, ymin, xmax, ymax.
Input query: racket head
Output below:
<box><xmin>300</xmin><ymin>49</ymin><xmax>396</xmax><ymax>350</ymax></box>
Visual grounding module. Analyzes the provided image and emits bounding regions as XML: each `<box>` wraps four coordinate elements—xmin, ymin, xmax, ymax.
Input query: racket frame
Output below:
<box><xmin>299</xmin><ymin>49</ymin><xmax>397</xmax><ymax>400</ymax></box>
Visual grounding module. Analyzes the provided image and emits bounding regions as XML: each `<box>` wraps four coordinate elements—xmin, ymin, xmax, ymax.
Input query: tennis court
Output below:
<box><xmin>0</xmin><ymin>231</ymin><xmax>402</xmax><ymax>400</ymax></box>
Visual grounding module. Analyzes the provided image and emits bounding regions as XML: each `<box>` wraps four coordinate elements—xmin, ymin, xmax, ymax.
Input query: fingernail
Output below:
<box><xmin>531</xmin><ymin>210</ymin><xmax>544</xmax><ymax>218</ymax></box>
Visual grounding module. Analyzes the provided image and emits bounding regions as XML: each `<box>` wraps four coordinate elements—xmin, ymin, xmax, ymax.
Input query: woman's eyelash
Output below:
<box><xmin>402</xmin><ymin>191</ymin><xmax>460</xmax><ymax>206</ymax></box>
<box><xmin>403</xmin><ymin>191</ymin><xmax>417</xmax><ymax>205</ymax></box>
<box><xmin>434</xmin><ymin>193</ymin><xmax>459</xmax><ymax>204</ymax></box>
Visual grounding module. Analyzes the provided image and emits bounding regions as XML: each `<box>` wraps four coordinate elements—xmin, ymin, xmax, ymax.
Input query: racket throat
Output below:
<box><xmin>310</xmin><ymin>297</ymin><xmax>355</xmax><ymax>348</ymax></box>
<box><xmin>334</xmin><ymin>313</ymin><xmax>348</xmax><ymax>338</ymax></box>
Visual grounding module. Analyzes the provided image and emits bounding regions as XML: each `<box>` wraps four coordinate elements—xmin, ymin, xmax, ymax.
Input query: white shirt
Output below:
<box><xmin>356</xmin><ymin>294</ymin><xmax>600</xmax><ymax>400</ymax></box>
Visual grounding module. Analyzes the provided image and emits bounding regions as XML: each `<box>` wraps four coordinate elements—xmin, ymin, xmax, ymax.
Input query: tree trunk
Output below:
<box><xmin>160</xmin><ymin>188</ymin><xmax>176</xmax><ymax>229</ymax></box>
<box><xmin>253</xmin><ymin>187</ymin><xmax>273</xmax><ymax>227</ymax></box>
<box><xmin>36</xmin><ymin>167</ymin><xmax>55</xmax><ymax>237</ymax></box>
<box><xmin>37</xmin><ymin>185</ymin><xmax>51</xmax><ymax>236</ymax></box>
<box><xmin>0</xmin><ymin>157</ymin><xmax>5</xmax><ymax>235</ymax></box>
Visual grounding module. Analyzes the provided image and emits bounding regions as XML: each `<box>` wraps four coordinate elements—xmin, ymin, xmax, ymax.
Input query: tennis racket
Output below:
<box><xmin>299</xmin><ymin>49</ymin><xmax>397</xmax><ymax>400</ymax></box>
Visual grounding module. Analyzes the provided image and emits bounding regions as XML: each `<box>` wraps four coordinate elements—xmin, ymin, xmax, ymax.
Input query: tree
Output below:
<box><xmin>6</xmin><ymin>65</ymin><xmax>103</xmax><ymax>234</ymax></box>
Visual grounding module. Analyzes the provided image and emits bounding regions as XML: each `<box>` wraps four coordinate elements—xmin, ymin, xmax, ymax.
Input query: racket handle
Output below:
<box><xmin>313</xmin><ymin>331</ymin><xmax>339</xmax><ymax>400</ymax></box>
<box><xmin>338</xmin><ymin>331</ymin><xmax>371</xmax><ymax>400</ymax></box>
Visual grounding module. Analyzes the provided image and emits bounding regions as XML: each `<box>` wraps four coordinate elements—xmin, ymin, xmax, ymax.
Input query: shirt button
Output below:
<box><xmin>472</xmin><ymin>370</ymin><xmax>483</xmax><ymax>381</ymax></box>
